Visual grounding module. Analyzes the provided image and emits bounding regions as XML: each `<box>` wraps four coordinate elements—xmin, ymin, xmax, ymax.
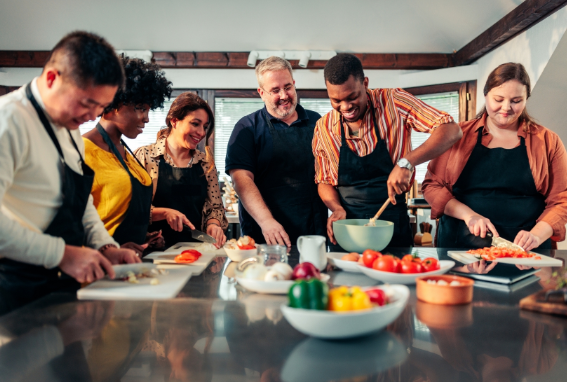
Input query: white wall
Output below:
<box><xmin>474</xmin><ymin>7</ymin><xmax>567</xmax><ymax>112</ymax></box>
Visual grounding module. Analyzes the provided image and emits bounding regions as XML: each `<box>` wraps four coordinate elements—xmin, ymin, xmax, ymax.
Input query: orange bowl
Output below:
<box><xmin>416</xmin><ymin>275</ymin><xmax>474</xmax><ymax>305</ymax></box>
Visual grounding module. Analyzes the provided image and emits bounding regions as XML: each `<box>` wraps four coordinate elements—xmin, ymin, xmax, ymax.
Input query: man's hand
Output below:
<box><xmin>260</xmin><ymin>218</ymin><xmax>291</xmax><ymax>247</ymax></box>
<box><xmin>164</xmin><ymin>208</ymin><xmax>194</xmax><ymax>232</ymax></box>
<box><xmin>387</xmin><ymin>166</ymin><xmax>412</xmax><ymax>205</ymax></box>
<box><xmin>59</xmin><ymin>245</ymin><xmax>115</xmax><ymax>283</ymax></box>
<box><xmin>327</xmin><ymin>207</ymin><xmax>347</xmax><ymax>245</ymax></box>
<box><xmin>101</xmin><ymin>246</ymin><xmax>141</xmax><ymax>264</ymax></box>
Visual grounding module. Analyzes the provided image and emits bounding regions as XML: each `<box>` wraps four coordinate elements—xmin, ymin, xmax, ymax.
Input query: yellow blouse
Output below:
<box><xmin>84</xmin><ymin>138</ymin><xmax>152</xmax><ymax>236</ymax></box>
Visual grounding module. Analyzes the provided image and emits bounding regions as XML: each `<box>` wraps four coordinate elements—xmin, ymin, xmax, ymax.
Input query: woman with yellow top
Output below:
<box><xmin>83</xmin><ymin>57</ymin><xmax>172</xmax><ymax>254</ymax></box>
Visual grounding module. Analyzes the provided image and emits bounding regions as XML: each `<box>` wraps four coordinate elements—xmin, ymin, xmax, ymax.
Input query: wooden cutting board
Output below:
<box><xmin>519</xmin><ymin>290</ymin><xmax>567</xmax><ymax>316</ymax></box>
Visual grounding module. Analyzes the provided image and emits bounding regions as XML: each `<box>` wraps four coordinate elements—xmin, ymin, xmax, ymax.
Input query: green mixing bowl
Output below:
<box><xmin>333</xmin><ymin>219</ymin><xmax>394</xmax><ymax>253</ymax></box>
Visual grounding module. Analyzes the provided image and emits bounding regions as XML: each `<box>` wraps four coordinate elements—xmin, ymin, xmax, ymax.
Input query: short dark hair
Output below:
<box><xmin>45</xmin><ymin>31</ymin><xmax>124</xmax><ymax>88</ymax></box>
<box><xmin>103</xmin><ymin>57</ymin><xmax>172</xmax><ymax>114</ymax></box>
<box><xmin>324</xmin><ymin>53</ymin><xmax>365</xmax><ymax>85</ymax></box>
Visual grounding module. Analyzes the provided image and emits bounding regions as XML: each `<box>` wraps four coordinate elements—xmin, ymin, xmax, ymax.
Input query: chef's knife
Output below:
<box><xmin>183</xmin><ymin>224</ymin><xmax>217</xmax><ymax>244</ymax></box>
<box><xmin>487</xmin><ymin>232</ymin><xmax>524</xmax><ymax>251</ymax></box>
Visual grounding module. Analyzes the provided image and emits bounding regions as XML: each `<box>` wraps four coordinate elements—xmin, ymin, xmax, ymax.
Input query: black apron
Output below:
<box><xmin>95</xmin><ymin>124</ymin><xmax>152</xmax><ymax>245</ymax></box>
<box><xmin>336</xmin><ymin>100</ymin><xmax>413</xmax><ymax>248</ymax></box>
<box><xmin>438</xmin><ymin>127</ymin><xmax>551</xmax><ymax>249</ymax></box>
<box><xmin>239</xmin><ymin>110</ymin><xmax>327</xmax><ymax>244</ymax></box>
<box><xmin>148</xmin><ymin>156</ymin><xmax>208</xmax><ymax>248</ymax></box>
<box><xmin>0</xmin><ymin>84</ymin><xmax>95</xmax><ymax>315</ymax></box>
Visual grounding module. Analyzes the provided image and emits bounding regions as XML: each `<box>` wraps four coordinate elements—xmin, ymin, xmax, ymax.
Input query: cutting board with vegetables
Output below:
<box><xmin>447</xmin><ymin>251</ymin><xmax>563</xmax><ymax>267</ymax></box>
<box><xmin>145</xmin><ymin>242</ymin><xmax>223</xmax><ymax>275</ymax></box>
<box><xmin>520</xmin><ymin>290</ymin><xmax>567</xmax><ymax>316</ymax></box>
<box><xmin>77</xmin><ymin>266</ymin><xmax>192</xmax><ymax>300</ymax></box>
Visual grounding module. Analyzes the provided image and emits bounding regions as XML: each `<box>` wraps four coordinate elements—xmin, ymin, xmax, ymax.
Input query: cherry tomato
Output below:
<box><xmin>421</xmin><ymin>257</ymin><xmax>440</xmax><ymax>272</ymax></box>
<box><xmin>372</xmin><ymin>255</ymin><xmax>397</xmax><ymax>272</ymax></box>
<box><xmin>365</xmin><ymin>288</ymin><xmax>389</xmax><ymax>306</ymax></box>
<box><xmin>400</xmin><ymin>261</ymin><xmax>424</xmax><ymax>274</ymax></box>
<box><xmin>362</xmin><ymin>249</ymin><xmax>381</xmax><ymax>268</ymax></box>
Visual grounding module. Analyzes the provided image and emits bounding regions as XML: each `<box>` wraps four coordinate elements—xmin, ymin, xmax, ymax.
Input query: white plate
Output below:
<box><xmin>447</xmin><ymin>251</ymin><xmax>563</xmax><ymax>267</ymax></box>
<box><xmin>224</xmin><ymin>247</ymin><xmax>258</xmax><ymax>262</ymax></box>
<box><xmin>326</xmin><ymin>252</ymin><xmax>362</xmax><ymax>273</ymax></box>
<box><xmin>236</xmin><ymin>274</ymin><xmax>331</xmax><ymax>295</ymax></box>
<box><xmin>281</xmin><ymin>285</ymin><xmax>409</xmax><ymax>339</ymax></box>
<box><xmin>358</xmin><ymin>260</ymin><xmax>455</xmax><ymax>285</ymax></box>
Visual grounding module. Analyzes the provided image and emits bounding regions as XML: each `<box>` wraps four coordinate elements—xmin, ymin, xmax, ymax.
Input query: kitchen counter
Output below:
<box><xmin>0</xmin><ymin>247</ymin><xmax>566</xmax><ymax>382</ymax></box>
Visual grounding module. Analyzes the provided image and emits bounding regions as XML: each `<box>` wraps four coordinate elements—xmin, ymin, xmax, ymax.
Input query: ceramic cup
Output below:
<box><xmin>297</xmin><ymin>235</ymin><xmax>327</xmax><ymax>271</ymax></box>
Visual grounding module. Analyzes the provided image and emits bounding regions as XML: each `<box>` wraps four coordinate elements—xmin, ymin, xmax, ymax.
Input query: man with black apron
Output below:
<box><xmin>314</xmin><ymin>54</ymin><xmax>462</xmax><ymax>248</ymax></box>
<box><xmin>226</xmin><ymin>56</ymin><xmax>327</xmax><ymax>247</ymax></box>
<box><xmin>0</xmin><ymin>31</ymin><xmax>139</xmax><ymax>315</ymax></box>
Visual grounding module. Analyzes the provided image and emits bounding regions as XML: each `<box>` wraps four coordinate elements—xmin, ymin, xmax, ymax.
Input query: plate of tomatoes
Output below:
<box><xmin>357</xmin><ymin>250</ymin><xmax>455</xmax><ymax>285</ymax></box>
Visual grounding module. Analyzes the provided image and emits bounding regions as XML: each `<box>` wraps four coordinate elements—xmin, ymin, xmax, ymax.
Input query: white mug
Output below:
<box><xmin>297</xmin><ymin>235</ymin><xmax>327</xmax><ymax>271</ymax></box>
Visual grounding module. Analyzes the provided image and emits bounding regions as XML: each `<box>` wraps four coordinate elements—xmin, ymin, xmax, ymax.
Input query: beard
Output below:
<box><xmin>266</xmin><ymin>94</ymin><xmax>298</xmax><ymax>119</ymax></box>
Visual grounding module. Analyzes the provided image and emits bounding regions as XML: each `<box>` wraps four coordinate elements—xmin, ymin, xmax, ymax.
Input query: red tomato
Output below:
<box><xmin>393</xmin><ymin>257</ymin><xmax>402</xmax><ymax>273</ymax></box>
<box><xmin>421</xmin><ymin>257</ymin><xmax>440</xmax><ymax>272</ymax></box>
<box><xmin>362</xmin><ymin>249</ymin><xmax>381</xmax><ymax>268</ymax></box>
<box><xmin>400</xmin><ymin>261</ymin><xmax>424</xmax><ymax>274</ymax></box>
<box><xmin>365</xmin><ymin>288</ymin><xmax>389</xmax><ymax>306</ymax></box>
<box><xmin>372</xmin><ymin>255</ymin><xmax>397</xmax><ymax>272</ymax></box>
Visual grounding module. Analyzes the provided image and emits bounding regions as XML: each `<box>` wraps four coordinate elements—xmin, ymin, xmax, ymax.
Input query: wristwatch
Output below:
<box><xmin>397</xmin><ymin>158</ymin><xmax>414</xmax><ymax>172</ymax></box>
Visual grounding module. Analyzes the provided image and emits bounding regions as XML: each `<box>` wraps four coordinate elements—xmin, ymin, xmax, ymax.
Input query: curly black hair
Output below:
<box><xmin>324</xmin><ymin>53</ymin><xmax>365</xmax><ymax>85</ymax></box>
<box><xmin>103</xmin><ymin>56</ymin><xmax>172</xmax><ymax>114</ymax></box>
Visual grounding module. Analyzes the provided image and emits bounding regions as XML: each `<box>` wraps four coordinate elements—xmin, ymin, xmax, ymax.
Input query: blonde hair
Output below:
<box><xmin>157</xmin><ymin>92</ymin><xmax>215</xmax><ymax>173</ymax></box>
<box><xmin>255</xmin><ymin>56</ymin><xmax>293</xmax><ymax>87</ymax></box>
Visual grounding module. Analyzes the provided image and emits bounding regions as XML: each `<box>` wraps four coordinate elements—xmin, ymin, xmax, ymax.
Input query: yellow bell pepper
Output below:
<box><xmin>328</xmin><ymin>286</ymin><xmax>372</xmax><ymax>312</ymax></box>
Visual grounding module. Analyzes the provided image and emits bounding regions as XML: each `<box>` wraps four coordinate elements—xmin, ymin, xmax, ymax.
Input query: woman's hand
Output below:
<box><xmin>206</xmin><ymin>223</ymin><xmax>226</xmax><ymax>249</ymax></box>
<box><xmin>464</xmin><ymin>214</ymin><xmax>499</xmax><ymax>238</ymax></box>
<box><xmin>514</xmin><ymin>230</ymin><xmax>542</xmax><ymax>252</ymax></box>
<box><xmin>121</xmin><ymin>242</ymin><xmax>148</xmax><ymax>257</ymax></box>
<box><xmin>164</xmin><ymin>208</ymin><xmax>194</xmax><ymax>232</ymax></box>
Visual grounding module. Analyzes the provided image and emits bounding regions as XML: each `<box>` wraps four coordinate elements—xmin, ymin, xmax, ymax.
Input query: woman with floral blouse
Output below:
<box><xmin>135</xmin><ymin>92</ymin><xmax>227</xmax><ymax>248</ymax></box>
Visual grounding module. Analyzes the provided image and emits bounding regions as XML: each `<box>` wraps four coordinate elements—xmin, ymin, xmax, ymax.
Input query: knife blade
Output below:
<box><xmin>487</xmin><ymin>232</ymin><xmax>524</xmax><ymax>251</ymax></box>
<box><xmin>183</xmin><ymin>225</ymin><xmax>217</xmax><ymax>244</ymax></box>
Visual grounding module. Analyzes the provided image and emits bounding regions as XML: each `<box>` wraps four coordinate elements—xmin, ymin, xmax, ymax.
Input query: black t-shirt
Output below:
<box><xmin>224</xmin><ymin>104</ymin><xmax>321</xmax><ymax>178</ymax></box>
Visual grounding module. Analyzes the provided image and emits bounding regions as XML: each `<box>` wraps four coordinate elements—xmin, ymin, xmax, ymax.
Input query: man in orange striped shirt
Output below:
<box><xmin>313</xmin><ymin>54</ymin><xmax>462</xmax><ymax>247</ymax></box>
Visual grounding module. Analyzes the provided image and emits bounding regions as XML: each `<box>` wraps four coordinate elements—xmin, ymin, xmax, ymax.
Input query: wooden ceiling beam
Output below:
<box><xmin>454</xmin><ymin>0</ymin><xmax>567</xmax><ymax>66</ymax></box>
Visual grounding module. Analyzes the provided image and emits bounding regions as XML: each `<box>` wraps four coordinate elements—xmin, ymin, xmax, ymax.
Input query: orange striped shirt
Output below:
<box><xmin>312</xmin><ymin>88</ymin><xmax>454</xmax><ymax>185</ymax></box>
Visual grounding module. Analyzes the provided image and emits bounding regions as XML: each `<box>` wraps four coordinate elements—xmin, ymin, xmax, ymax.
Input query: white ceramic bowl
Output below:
<box><xmin>326</xmin><ymin>252</ymin><xmax>362</xmax><ymax>273</ymax></box>
<box><xmin>333</xmin><ymin>219</ymin><xmax>394</xmax><ymax>253</ymax></box>
<box><xmin>281</xmin><ymin>285</ymin><xmax>409</xmax><ymax>339</ymax></box>
<box><xmin>224</xmin><ymin>247</ymin><xmax>258</xmax><ymax>262</ymax></box>
<box><xmin>236</xmin><ymin>274</ymin><xmax>330</xmax><ymax>295</ymax></box>
<box><xmin>358</xmin><ymin>260</ymin><xmax>455</xmax><ymax>285</ymax></box>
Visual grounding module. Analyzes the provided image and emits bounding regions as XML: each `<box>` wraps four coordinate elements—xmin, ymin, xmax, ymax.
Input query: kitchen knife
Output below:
<box><xmin>487</xmin><ymin>232</ymin><xmax>524</xmax><ymax>251</ymax></box>
<box><xmin>183</xmin><ymin>225</ymin><xmax>217</xmax><ymax>244</ymax></box>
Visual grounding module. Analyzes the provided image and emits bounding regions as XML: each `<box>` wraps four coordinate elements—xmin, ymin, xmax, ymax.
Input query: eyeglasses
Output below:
<box><xmin>262</xmin><ymin>84</ymin><xmax>295</xmax><ymax>97</ymax></box>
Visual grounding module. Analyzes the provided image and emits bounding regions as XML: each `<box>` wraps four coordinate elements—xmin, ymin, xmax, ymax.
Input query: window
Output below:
<box><xmin>79</xmin><ymin>101</ymin><xmax>172</xmax><ymax>151</ymax></box>
<box><xmin>413</xmin><ymin>92</ymin><xmax>459</xmax><ymax>183</ymax></box>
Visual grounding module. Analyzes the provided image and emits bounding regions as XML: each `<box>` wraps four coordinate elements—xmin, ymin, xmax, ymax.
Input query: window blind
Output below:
<box><xmin>413</xmin><ymin>92</ymin><xmax>459</xmax><ymax>183</ymax></box>
<box><xmin>79</xmin><ymin>100</ymin><xmax>173</xmax><ymax>151</ymax></box>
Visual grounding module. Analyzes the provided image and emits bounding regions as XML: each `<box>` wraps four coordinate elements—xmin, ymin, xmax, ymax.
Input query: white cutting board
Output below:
<box><xmin>165</xmin><ymin>242</ymin><xmax>227</xmax><ymax>257</ymax></box>
<box><xmin>77</xmin><ymin>266</ymin><xmax>192</xmax><ymax>300</ymax></box>
<box><xmin>145</xmin><ymin>242</ymin><xmax>225</xmax><ymax>275</ymax></box>
<box><xmin>447</xmin><ymin>251</ymin><xmax>563</xmax><ymax>267</ymax></box>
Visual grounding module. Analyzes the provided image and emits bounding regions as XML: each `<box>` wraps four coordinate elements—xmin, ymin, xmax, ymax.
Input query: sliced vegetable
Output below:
<box><xmin>175</xmin><ymin>250</ymin><xmax>202</xmax><ymax>264</ymax></box>
<box><xmin>288</xmin><ymin>278</ymin><xmax>328</xmax><ymax>310</ymax></box>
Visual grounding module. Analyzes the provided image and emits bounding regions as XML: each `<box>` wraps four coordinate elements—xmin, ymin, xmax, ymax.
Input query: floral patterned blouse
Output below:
<box><xmin>134</xmin><ymin>137</ymin><xmax>228</xmax><ymax>231</ymax></box>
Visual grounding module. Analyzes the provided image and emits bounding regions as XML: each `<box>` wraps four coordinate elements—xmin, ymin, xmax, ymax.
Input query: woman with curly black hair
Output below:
<box><xmin>83</xmin><ymin>57</ymin><xmax>172</xmax><ymax>255</ymax></box>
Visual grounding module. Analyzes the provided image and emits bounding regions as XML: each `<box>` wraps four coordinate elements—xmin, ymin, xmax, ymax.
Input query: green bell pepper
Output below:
<box><xmin>288</xmin><ymin>278</ymin><xmax>328</xmax><ymax>310</ymax></box>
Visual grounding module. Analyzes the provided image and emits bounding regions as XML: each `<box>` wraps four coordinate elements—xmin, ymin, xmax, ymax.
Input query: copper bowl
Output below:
<box><xmin>416</xmin><ymin>275</ymin><xmax>474</xmax><ymax>305</ymax></box>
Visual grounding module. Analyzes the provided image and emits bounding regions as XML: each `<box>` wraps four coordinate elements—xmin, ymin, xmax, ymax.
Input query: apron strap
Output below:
<box><xmin>25</xmin><ymin>83</ymin><xmax>85</xmax><ymax>164</ymax></box>
<box><xmin>95</xmin><ymin>123</ymin><xmax>147</xmax><ymax>176</ymax></box>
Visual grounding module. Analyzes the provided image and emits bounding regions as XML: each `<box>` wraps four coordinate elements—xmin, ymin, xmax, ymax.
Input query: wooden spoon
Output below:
<box><xmin>365</xmin><ymin>199</ymin><xmax>391</xmax><ymax>226</ymax></box>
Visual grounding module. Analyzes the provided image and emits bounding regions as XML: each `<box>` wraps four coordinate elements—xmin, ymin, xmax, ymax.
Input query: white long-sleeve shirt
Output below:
<box><xmin>0</xmin><ymin>78</ymin><xmax>118</xmax><ymax>269</ymax></box>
